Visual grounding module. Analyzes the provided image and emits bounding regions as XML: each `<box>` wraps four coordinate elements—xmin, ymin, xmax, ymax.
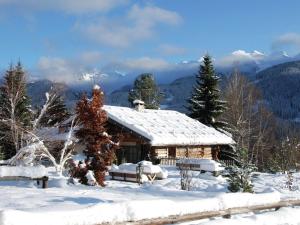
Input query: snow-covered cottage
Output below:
<box><xmin>103</xmin><ymin>101</ymin><xmax>234</xmax><ymax>164</ymax></box>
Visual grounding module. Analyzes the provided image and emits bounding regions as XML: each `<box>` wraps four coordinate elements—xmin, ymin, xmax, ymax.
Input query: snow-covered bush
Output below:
<box><xmin>285</xmin><ymin>171</ymin><xmax>297</xmax><ymax>191</ymax></box>
<box><xmin>69</xmin><ymin>160</ymin><xmax>89</xmax><ymax>185</ymax></box>
<box><xmin>227</xmin><ymin>165</ymin><xmax>254</xmax><ymax>193</ymax></box>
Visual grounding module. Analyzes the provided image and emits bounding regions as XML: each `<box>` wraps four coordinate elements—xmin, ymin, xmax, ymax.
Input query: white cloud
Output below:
<box><xmin>272</xmin><ymin>33</ymin><xmax>300</xmax><ymax>50</ymax></box>
<box><xmin>216</xmin><ymin>50</ymin><xmax>265</xmax><ymax>67</ymax></box>
<box><xmin>75</xmin><ymin>4</ymin><xmax>182</xmax><ymax>48</ymax></box>
<box><xmin>123</xmin><ymin>57</ymin><xmax>171</xmax><ymax>71</ymax></box>
<box><xmin>102</xmin><ymin>57</ymin><xmax>171</xmax><ymax>72</ymax></box>
<box><xmin>128</xmin><ymin>4</ymin><xmax>182</xmax><ymax>27</ymax></box>
<box><xmin>80</xmin><ymin>51</ymin><xmax>102</xmax><ymax>64</ymax></box>
<box><xmin>158</xmin><ymin>44</ymin><xmax>186</xmax><ymax>56</ymax></box>
<box><xmin>0</xmin><ymin>0</ymin><xmax>128</xmax><ymax>14</ymax></box>
<box><xmin>37</xmin><ymin>56</ymin><xmax>82</xmax><ymax>83</ymax></box>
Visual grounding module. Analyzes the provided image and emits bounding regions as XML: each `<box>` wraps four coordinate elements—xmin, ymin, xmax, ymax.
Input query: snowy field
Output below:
<box><xmin>1</xmin><ymin>166</ymin><xmax>300</xmax><ymax>225</ymax></box>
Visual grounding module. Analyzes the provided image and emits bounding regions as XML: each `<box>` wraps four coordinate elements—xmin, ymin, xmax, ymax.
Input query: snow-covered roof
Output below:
<box><xmin>36</xmin><ymin>127</ymin><xmax>73</xmax><ymax>142</ymax></box>
<box><xmin>103</xmin><ymin>105</ymin><xmax>234</xmax><ymax>146</ymax></box>
<box><xmin>133</xmin><ymin>99</ymin><xmax>145</xmax><ymax>105</ymax></box>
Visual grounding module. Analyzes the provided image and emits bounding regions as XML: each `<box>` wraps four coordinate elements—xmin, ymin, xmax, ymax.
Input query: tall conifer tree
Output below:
<box><xmin>128</xmin><ymin>73</ymin><xmax>162</xmax><ymax>109</ymax></box>
<box><xmin>187</xmin><ymin>55</ymin><xmax>226</xmax><ymax>129</ymax></box>
<box><xmin>75</xmin><ymin>85</ymin><xmax>118</xmax><ymax>186</ymax></box>
<box><xmin>0</xmin><ymin>62</ymin><xmax>32</xmax><ymax>158</ymax></box>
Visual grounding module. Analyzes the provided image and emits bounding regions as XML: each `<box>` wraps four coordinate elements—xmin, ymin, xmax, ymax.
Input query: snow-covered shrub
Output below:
<box><xmin>285</xmin><ymin>171</ymin><xmax>297</xmax><ymax>191</ymax></box>
<box><xmin>69</xmin><ymin>160</ymin><xmax>89</xmax><ymax>185</ymax></box>
<box><xmin>227</xmin><ymin>165</ymin><xmax>254</xmax><ymax>193</ymax></box>
<box><xmin>86</xmin><ymin>170</ymin><xmax>97</xmax><ymax>186</ymax></box>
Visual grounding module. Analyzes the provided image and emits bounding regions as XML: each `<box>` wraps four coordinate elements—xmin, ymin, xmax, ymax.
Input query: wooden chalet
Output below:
<box><xmin>103</xmin><ymin>101</ymin><xmax>235</xmax><ymax>165</ymax></box>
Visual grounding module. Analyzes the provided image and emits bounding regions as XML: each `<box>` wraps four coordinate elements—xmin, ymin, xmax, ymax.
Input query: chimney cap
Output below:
<box><xmin>133</xmin><ymin>99</ymin><xmax>145</xmax><ymax>105</ymax></box>
<box><xmin>133</xmin><ymin>99</ymin><xmax>145</xmax><ymax>112</ymax></box>
<box><xmin>93</xmin><ymin>84</ymin><xmax>100</xmax><ymax>90</ymax></box>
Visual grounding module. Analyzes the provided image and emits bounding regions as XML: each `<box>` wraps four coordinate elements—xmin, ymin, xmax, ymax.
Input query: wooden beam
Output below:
<box><xmin>98</xmin><ymin>199</ymin><xmax>300</xmax><ymax>225</ymax></box>
<box><xmin>107</xmin><ymin>119</ymin><xmax>150</xmax><ymax>143</ymax></box>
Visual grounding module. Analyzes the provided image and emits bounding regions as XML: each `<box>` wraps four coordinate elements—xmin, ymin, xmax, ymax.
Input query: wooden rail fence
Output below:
<box><xmin>159</xmin><ymin>157</ymin><xmax>236</xmax><ymax>167</ymax></box>
<box><xmin>99</xmin><ymin>199</ymin><xmax>300</xmax><ymax>225</ymax></box>
<box><xmin>159</xmin><ymin>157</ymin><xmax>177</xmax><ymax>166</ymax></box>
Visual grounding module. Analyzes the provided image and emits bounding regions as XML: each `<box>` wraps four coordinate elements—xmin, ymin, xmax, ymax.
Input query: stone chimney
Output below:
<box><xmin>133</xmin><ymin>99</ymin><xmax>145</xmax><ymax>112</ymax></box>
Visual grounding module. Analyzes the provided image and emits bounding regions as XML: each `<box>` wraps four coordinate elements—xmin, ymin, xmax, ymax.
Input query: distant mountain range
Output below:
<box><xmin>59</xmin><ymin>50</ymin><xmax>296</xmax><ymax>94</ymax></box>
<box><xmin>27</xmin><ymin>55</ymin><xmax>300</xmax><ymax>123</ymax></box>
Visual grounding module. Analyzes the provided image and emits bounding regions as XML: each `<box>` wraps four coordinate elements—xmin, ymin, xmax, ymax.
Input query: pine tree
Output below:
<box><xmin>128</xmin><ymin>73</ymin><xmax>162</xmax><ymax>109</ymax></box>
<box><xmin>74</xmin><ymin>85</ymin><xmax>119</xmax><ymax>186</ymax></box>
<box><xmin>227</xmin><ymin>148</ymin><xmax>256</xmax><ymax>193</ymax></box>
<box><xmin>0</xmin><ymin>62</ymin><xmax>32</xmax><ymax>159</ymax></box>
<box><xmin>187</xmin><ymin>55</ymin><xmax>226</xmax><ymax>129</ymax></box>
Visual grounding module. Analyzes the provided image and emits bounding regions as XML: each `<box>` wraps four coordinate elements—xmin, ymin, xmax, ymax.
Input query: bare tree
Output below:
<box><xmin>222</xmin><ymin>71</ymin><xmax>275</xmax><ymax>169</ymax></box>
<box><xmin>179</xmin><ymin>164</ymin><xmax>193</xmax><ymax>191</ymax></box>
<box><xmin>268</xmin><ymin>127</ymin><xmax>300</xmax><ymax>173</ymax></box>
<box><xmin>4</xmin><ymin>117</ymin><xmax>78</xmax><ymax>175</ymax></box>
<box><xmin>1</xmin><ymin>90</ymin><xmax>76</xmax><ymax>175</ymax></box>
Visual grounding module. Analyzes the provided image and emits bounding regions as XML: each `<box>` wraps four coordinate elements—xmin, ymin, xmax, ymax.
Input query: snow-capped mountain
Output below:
<box><xmin>214</xmin><ymin>50</ymin><xmax>292</xmax><ymax>74</ymax></box>
<box><xmin>31</xmin><ymin>49</ymin><xmax>296</xmax><ymax>95</ymax></box>
<box><xmin>28</xmin><ymin>56</ymin><xmax>300</xmax><ymax>124</ymax></box>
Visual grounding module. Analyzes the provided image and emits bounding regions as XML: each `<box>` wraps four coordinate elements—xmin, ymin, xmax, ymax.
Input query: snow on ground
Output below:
<box><xmin>0</xmin><ymin>166</ymin><xmax>300</xmax><ymax>225</ymax></box>
<box><xmin>177</xmin><ymin>207</ymin><xmax>300</xmax><ymax>225</ymax></box>
<box><xmin>0</xmin><ymin>165</ymin><xmax>47</xmax><ymax>178</ymax></box>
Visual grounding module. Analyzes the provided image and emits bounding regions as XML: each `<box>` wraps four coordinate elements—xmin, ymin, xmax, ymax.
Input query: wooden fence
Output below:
<box><xmin>159</xmin><ymin>157</ymin><xmax>177</xmax><ymax>166</ymax></box>
<box><xmin>104</xmin><ymin>199</ymin><xmax>300</xmax><ymax>225</ymax></box>
<box><xmin>159</xmin><ymin>157</ymin><xmax>236</xmax><ymax>167</ymax></box>
<box><xmin>219</xmin><ymin>159</ymin><xmax>236</xmax><ymax>166</ymax></box>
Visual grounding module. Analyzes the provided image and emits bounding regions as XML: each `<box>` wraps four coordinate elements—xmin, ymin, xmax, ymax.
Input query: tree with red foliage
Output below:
<box><xmin>74</xmin><ymin>85</ymin><xmax>119</xmax><ymax>186</ymax></box>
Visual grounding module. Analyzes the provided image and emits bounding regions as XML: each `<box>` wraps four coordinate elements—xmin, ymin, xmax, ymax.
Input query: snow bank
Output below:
<box><xmin>219</xmin><ymin>191</ymin><xmax>281</xmax><ymax>209</ymax></box>
<box><xmin>200</xmin><ymin>207</ymin><xmax>300</xmax><ymax>225</ymax></box>
<box><xmin>110</xmin><ymin>161</ymin><xmax>168</xmax><ymax>179</ymax></box>
<box><xmin>0</xmin><ymin>191</ymin><xmax>281</xmax><ymax>225</ymax></box>
<box><xmin>177</xmin><ymin>158</ymin><xmax>224</xmax><ymax>171</ymax></box>
<box><xmin>115</xmin><ymin>163</ymin><xmax>137</xmax><ymax>174</ymax></box>
<box><xmin>0</xmin><ymin>165</ymin><xmax>47</xmax><ymax>178</ymax></box>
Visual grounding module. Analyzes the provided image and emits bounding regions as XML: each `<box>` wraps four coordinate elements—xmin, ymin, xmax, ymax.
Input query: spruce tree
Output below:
<box><xmin>0</xmin><ymin>62</ymin><xmax>32</xmax><ymax>158</ymax></box>
<box><xmin>74</xmin><ymin>85</ymin><xmax>119</xmax><ymax>186</ymax></box>
<box><xmin>128</xmin><ymin>73</ymin><xmax>162</xmax><ymax>109</ymax></box>
<box><xmin>187</xmin><ymin>55</ymin><xmax>226</xmax><ymax>129</ymax></box>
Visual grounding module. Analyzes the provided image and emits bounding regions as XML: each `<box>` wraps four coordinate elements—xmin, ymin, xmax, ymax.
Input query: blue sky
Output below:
<box><xmin>0</xmin><ymin>0</ymin><xmax>300</xmax><ymax>82</ymax></box>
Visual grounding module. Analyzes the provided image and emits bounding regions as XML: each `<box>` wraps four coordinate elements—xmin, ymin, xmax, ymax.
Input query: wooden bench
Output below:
<box><xmin>176</xmin><ymin>162</ymin><xmax>201</xmax><ymax>171</ymax></box>
<box><xmin>0</xmin><ymin>176</ymin><xmax>49</xmax><ymax>188</ymax></box>
<box><xmin>176</xmin><ymin>162</ymin><xmax>222</xmax><ymax>176</ymax></box>
<box><xmin>109</xmin><ymin>171</ymin><xmax>157</xmax><ymax>183</ymax></box>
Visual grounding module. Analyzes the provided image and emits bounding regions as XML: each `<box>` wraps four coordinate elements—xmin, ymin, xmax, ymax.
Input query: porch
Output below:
<box><xmin>159</xmin><ymin>157</ymin><xmax>236</xmax><ymax>167</ymax></box>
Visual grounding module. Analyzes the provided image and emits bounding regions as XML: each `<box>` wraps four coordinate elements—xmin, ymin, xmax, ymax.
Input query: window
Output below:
<box><xmin>168</xmin><ymin>147</ymin><xmax>176</xmax><ymax>158</ymax></box>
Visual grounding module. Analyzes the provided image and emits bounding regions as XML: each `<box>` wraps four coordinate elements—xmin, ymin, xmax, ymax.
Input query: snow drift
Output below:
<box><xmin>0</xmin><ymin>191</ymin><xmax>281</xmax><ymax>225</ymax></box>
<box><xmin>0</xmin><ymin>165</ymin><xmax>47</xmax><ymax>178</ymax></box>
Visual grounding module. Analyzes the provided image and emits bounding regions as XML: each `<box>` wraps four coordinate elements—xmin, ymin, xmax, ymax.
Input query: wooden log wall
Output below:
<box><xmin>153</xmin><ymin>146</ymin><xmax>213</xmax><ymax>160</ymax></box>
<box><xmin>154</xmin><ymin>148</ymin><xmax>168</xmax><ymax>158</ymax></box>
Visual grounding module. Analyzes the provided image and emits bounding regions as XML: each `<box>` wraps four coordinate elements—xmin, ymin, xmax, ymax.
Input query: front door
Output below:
<box><xmin>116</xmin><ymin>145</ymin><xmax>141</xmax><ymax>164</ymax></box>
<box><xmin>168</xmin><ymin>147</ymin><xmax>176</xmax><ymax>158</ymax></box>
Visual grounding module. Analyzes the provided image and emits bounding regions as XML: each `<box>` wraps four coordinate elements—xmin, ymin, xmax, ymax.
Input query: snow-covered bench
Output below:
<box><xmin>109</xmin><ymin>161</ymin><xmax>168</xmax><ymax>183</ymax></box>
<box><xmin>176</xmin><ymin>158</ymin><xmax>224</xmax><ymax>174</ymax></box>
<box><xmin>0</xmin><ymin>165</ymin><xmax>49</xmax><ymax>188</ymax></box>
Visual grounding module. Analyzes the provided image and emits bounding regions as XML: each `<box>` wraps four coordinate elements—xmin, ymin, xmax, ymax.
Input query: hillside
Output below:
<box><xmin>26</xmin><ymin>60</ymin><xmax>300</xmax><ymax>123</ymax></box>
<box><xmin>256</xmin><ymin>60</ymin><xmax>300</xmax><ymax>120</ymax></box>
